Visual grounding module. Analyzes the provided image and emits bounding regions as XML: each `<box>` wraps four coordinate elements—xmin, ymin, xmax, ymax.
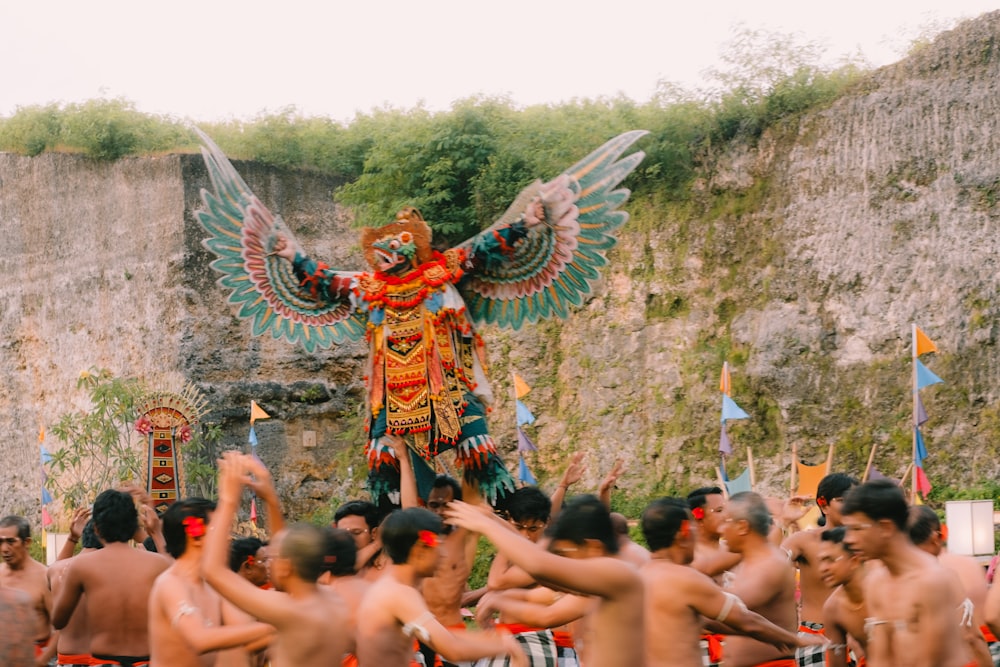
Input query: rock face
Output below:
<box><xmin>3</xmin><ymin>13</ymin><xmax>1000</xmax><ymax>522</ymax></box>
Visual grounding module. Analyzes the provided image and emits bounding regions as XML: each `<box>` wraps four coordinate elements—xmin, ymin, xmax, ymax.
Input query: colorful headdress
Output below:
<box><xmin>361</xmin><ymin>207</ymin><xmax>434</xmax><ymax>270</ymax></box>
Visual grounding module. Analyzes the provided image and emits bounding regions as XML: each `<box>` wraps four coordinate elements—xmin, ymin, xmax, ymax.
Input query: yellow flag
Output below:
<box><xmin>915</xmin><ymin>327</ymin><xmax>938</xmax><ymax>356</ymax></box>
<box><xmin>513</xmin><ymin>373</ymin><xmax>532</xmax><ymax>399</ymax></box>
<box><xmin>250</xmin><ymin>401</ymin><xmax>271</xmax><ymax>424</ymax></box>
<box><xmin>719</xmin><ymin>363</ymin><xmax>731</xmax><ymax>396</ymax></box>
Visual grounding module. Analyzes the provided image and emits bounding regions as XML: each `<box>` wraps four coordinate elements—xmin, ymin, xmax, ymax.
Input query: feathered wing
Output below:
<box><xmin>456</xmin><ymin>130</ymin><xmax>647</xmax><ymax>329</ymax></box>
<box><xmin>194</xmin><ymin>129</ymin><xmax>366</xmax><ymax>352</ymax></box>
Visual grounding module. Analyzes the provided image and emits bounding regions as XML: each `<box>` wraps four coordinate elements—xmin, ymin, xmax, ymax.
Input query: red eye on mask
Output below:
<box><xmin>389</xmin><ymin>240</ymin><xmax>401</xmax><ymax>250</ymax></box>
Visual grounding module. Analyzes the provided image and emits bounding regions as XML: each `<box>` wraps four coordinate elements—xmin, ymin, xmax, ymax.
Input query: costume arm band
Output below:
<box><xmin>716</xmin><ymin>592</ymin><xmax>745</xmax><ymax>623</ymax></box>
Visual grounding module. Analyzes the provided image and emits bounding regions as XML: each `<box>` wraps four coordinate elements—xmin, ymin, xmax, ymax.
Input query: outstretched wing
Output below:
<box><xmin>457</xmin><ymin>130</ymin><xmax>647</xmax><ymax>330</ymax></box>
<box><xmin>195</xmin><ymin>129</ymin><xmax>366</xmax><ymax>352</ymax></box>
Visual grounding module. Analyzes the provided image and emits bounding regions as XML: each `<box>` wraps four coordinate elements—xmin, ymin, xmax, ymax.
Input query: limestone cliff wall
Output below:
<box><xmin>3</xmin><ymin>12</ymin><xmax>1000</xmax><ymax>523</ymax></box>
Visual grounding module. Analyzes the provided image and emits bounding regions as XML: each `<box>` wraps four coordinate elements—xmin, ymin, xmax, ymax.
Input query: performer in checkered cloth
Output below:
<box><xmin>640</xmin><ymin>498</ymin><xmax>819</xmax><ymax>667</ymax></box>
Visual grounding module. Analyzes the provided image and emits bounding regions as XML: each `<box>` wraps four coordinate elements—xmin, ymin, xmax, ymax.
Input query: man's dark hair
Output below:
<box><xmin>548</xmin><ymin>494</ymin><xmax>618</xmax><ymax>554</ymax></box>
<box><xmin>321</xmin><ymin>527</ymin><xmax>358</xmax><ymax>577</ymax></box>
<box><xmin>432</xmin><ymin>475</ymin><xmax>462</xmax><ymax>502</ymax></box>
<box><xmin>906</xmin><ymin>505</ymin><xmax>941</xmax><ymax>545</ymax></box>
<box><xmin>727</xmin><ymin>492</ymin><xmax>772</xmax><ymax>537</ymax></box>
<box><xmin>819</xmin><ymin>526</ymin><xmax>848</xmax><ymax>546</ymax></box>
<box><xmin>641</xmin><ymin>497</ymin><xmax>690</xmax><ymax>551</ymax></box>
<box><xmin>81</xmin><ymin>519</ymin><xmax>103</xmax><ymax>550</ymax></box>
<box><xmin>92</xmin><ymin>490</ymin><xmax>138</xmax><ymax>544</ymax></box>
<box><xmin>162</xmin><ymin>497</ymin><xmax>217</xmax><ymax>558</ymax></box>
<box><xmin>281</xmin><ymin>523</ymin><xmax>327</xmax><ymax>583</ymax></box>
<box><xmin>380</xmin><ymin>508</ymin><xmax>443</xmax><ymax>564</ymax></box>
<box><xmin>507</xmin><ymin>487</ymin><xmax>551</xmax><ymax>524</ymax></box>
<box><xmin>0</xmin><ymin>516</ymin><xmax>30</xmax><ymax>541</ymax></box>
<box><xmin>817</xmin><ymin>473</ymin><xmax>859</xmax><ymax>507</ymax></box>
<box><xmin>841</xmin><ymin>480</ymin><xmax>908</xmax><ymax>531</ymax></box>
<box><xmin>229</xmin><ymin>537</ymin><xmax>265</xmax><ymax>572</ymax></box>
<box><xmin>334</xmin><ymin>500</ymin><xmax>379</xmax><ymax>531</ymax></box>
<box><xmin>686</xmin><ymin>487</ymin><xmax>724</xmax><ymax>511</ymax></box>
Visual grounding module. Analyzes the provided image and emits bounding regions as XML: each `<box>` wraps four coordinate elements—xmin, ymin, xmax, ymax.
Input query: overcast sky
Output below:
<box><xmin>2</xmin><ymin>1</ymin><xmax>997</xmax><ymax>123</ymax></box>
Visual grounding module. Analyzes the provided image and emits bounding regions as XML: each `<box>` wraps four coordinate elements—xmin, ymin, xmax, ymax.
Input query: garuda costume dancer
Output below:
<box><xmin>196</xmin><ymin>130</ymin><xmax>645</xmax><ymax>504</ymax></box>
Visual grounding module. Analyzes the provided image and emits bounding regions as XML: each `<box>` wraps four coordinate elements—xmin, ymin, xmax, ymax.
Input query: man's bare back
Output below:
<box><xmin>53</xmin><ymin>543</ymin><xmax>169</xmax><ymax>657</ymax></box>
<box><xmin>48</xmin><ymin>557</ymin><xmax>91</xmax><ymax>660</ymax></box>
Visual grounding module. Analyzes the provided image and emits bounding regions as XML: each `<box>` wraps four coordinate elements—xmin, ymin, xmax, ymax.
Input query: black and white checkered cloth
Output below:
<box><xmin>474</xmin><ymin>628</ymin><xmax>558</xmax><ymax>667</ymax></box>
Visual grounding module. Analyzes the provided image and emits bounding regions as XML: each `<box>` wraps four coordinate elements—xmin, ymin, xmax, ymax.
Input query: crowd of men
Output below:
<box><xmin>1</xmin><ymin>440</ymin><xmax>999</xmax><ymax>667</ymax></box>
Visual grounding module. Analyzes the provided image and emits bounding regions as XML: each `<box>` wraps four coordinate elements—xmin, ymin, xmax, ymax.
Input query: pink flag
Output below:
<box><xmin>41</xmin><ymin>506</ymin><xmax>53</xmax><ymax>527</ymax></box>
<box><xmin>915</xmin><ymin>465</ymin><xmax>932</xmax><ymax>496</ymax></box>
<box><xmin>250</xmin><ymin>498</ymin><xmax>258</xmax><ymax>525</ymax></box>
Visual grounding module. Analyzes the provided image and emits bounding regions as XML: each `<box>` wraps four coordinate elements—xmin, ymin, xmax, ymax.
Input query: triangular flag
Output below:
<box><xmin>913</xmin><ymin>492</ymin><xmax>925</xmax><ymax>505</ymax></box>
<box><xmin>40</xmin><ymin>445</ymin><xmax>52</xmax><ymax>465</ymax></box>
<box><xmin>916</xmin><ymin>395</ymin><xmax>928</xmax><ymax>426</ymax></box>
<box><xmin>249</xmin><ymin>497</ymin><xmax>258</xmax><ymax>525</ymax></box>
<box><xmin>724</xmin><ymin>468</ymin><xmax>752</xmax><ymax>495</ymax></box>
<box><xmin>719</xmin><ymin>363</ymin><xmax>732</xmax><ymax>396</ymax></box>
<box><xmin>250</xmin><ymin>401</ymin><xmax>270</xmax><ymax>424</ymax></box>
<box><xmin>915</xmin><ymin>327</ymin><xmax>938</xmax><ymax>356</ymax></box>
<box><xmin>41</xmin><ymin>506</ymin><xmax>53</xmax><ymax>527</ymax></box>
<box><xmin>38</xmin><ymin>425</ymin><xmax>45</xmax><ymax>442</ymax></box>
<box><xmin>518</xmin><ymin>455</ymin><xmax>537</xmax><ymax>485</ymax></box>
<box><xmin>41</xmin><ymin>488</ymin><xmax>53</xmax><ymax>505</ymax></box>
<box><xmin>914</xmin><ymin>428</ymin><xmax>928</xmax><ymax>465</ymax></box>
<box><xmin>914</xmin><ymin>465</ymin><xmax>932</xmax><ymax>495</ymax></box>
<box><xmin>513</xmin><ymin>373</ymin><xmax>532</xmax><ymax>400</ymax></box>
<box><xmin>516</xmin><ymin>426</ymin><xmax>537</xmax><ymax>452</ymax></box>
<box><xmin>915</xmin><ymin>360</ymin><xmax>943</xmax><ymax>390</ymax></box>
<box><xmin>719</xmin><ymin>422</ymin><xmax>732</xmax><ymax>455</ymax></box>
<box><xmin>719</xmin><ymin>455</ymin><xmax>729</xmax><ymax>482</ymax></box>
<box><xmin>721</xmin><ymin>395</ymin><xmax>750</xmax><ymax>422</ymax></box>
<box><xmin>516</xmin><ymin>400</ymin><xmax>535</xmax><ymax>427</ymax></box>
<box><xmin>248</xmin><ymin>426</ymin><xmax>258</xmax><ymax>447</ymax></box>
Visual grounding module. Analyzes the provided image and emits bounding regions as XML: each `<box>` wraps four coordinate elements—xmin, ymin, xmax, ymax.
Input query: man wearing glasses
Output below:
<box><xmin>0</xmin><ymin>515</ymin><xmax>57</xmax><ymax>665</ymax></box>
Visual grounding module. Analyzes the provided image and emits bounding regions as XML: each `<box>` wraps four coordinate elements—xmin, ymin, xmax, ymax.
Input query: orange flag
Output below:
<box><xmin>915</xmin><ymin>327</ymin><xmax>938</xmax><ymax>356</ymax></box>
<box><xmin>513</xmin><ymin>373</ymin><xmax>532</xmax><ymax>400</ymax></box>
<box><xmin>250</xmin><ymin>401</ymin><xmax>271</xmax><ymax>424</ymax></box>
<box><xmin>719</xmin><ymin>363</ymin><xmax>732</xmax><ymax>396</ymax></box>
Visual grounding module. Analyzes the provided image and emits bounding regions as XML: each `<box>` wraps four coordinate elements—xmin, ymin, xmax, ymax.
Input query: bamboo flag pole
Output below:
<box><xmin>911</xmin><ymin>323</ymin><xmax>918</xmax><ymax>504</ymax></box>
<box><xmin>900</xmin><ymin>461</ymin><xmax>914</xmax><ymax>490</ymax></box>
<box><xmin>716</xmin><ymin>467</ymin><xmax>730</xmax><ymax>499</ymax></box>
<box><xmin>747</xmin><ymin>447</ymin><xmax>756</xmax><ymax>490</ymax></box>
<box><xmin>790</xmin><ymin>441</ymin><xmax>798</xmax><ymax>495</ymax></box>
<box><xmin>862</xmin><ymin>442</ymin><xmax>878</xmax><ymax>482</ymax></box>
<box><xmin>824</xmin><ymin>443</ymin><xmax>835</xmax><ymax>475</ymax></box>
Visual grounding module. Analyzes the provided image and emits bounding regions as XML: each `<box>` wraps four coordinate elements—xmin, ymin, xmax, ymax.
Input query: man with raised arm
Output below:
<box><xmin>447</xmin><ymin>494</ymin><xmax>645</xmax><ymax>667</ymax></box>
<box><xmin>817</xmin><ymin>527</ymin><xmax>869</xmax><ymax>667</ymax></box>
<box><xmin>781</xmin><ymin>473</ymin><xmax>858</xmax><ymax>635</ymax></box>
<box><xmin>717</xmin><ymin>492</ymin><xmax>799</xmax><ymax>667</ymax></box>
<box><xmin>356</xmin><ymin>507</ymin><xmax>526</xmax><ymax>667</ymax></box>
<box><xmin>841</xmin><ymin>480</ymin><xmax>973</xmax><ymax>667</ymax></box>
<box><xmin>52</xmin><ymin>489</ymin><xmax>170</xmax><ymax>667</ymax></box>
<box><xmin>203</xmin><ymin>452</ymin><xmax>349</xmax><ymax>667</ymax></box>
<box><xmin>640</xmin><ymin>497</ymin><xmax>815</xmax><ymax>667</ymax></box>
<box><xmin>48</xmin><ymin>516</ymin><xmax>102</xmax><ymax>667</ymax></box>
<box><xmin>148</xmin><ymin>496</ymin><xmax>273</xmax><ymax>667</ymax></box>
<box><xmin>0</xmin><ymin>514</ymin><xmax>57</xmax><ymax>666</ymax></box>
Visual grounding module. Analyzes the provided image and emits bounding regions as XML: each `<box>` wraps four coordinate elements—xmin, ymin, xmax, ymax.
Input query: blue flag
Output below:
<box><xmin>915</xmin><ymin>360</ymin><xmax>943</xmax><ymax>390</ymax></box>
<box><xmin>725</xmin><ymin>468</ymin><xmax>752</xmax><ymax>495</ymax></box>
<box><xmin>40</xmin><ymin>445</ymin><xmax>52</xmax><ymax>465</ymax></box>
<box><xmin>248</xmin><ymin>426</ymin><xmax>258</xmax><ymax>447</ymax></box>
<box><xmin>915</xmin><ymin>428</ymin><xmax>928</xmax><ymax>465</ymax></box>
<box><xmin>516</xmin><ymin>400</ymin><xmax>535</xmax><ymax>426</ymax></box>
<box><xmin>41</xmin><ymin>488</ymin><xmax>53</xmax><ymax>505</ymax></box>
<box><xmin>518</xmin><ymin>455</ymin><xmax>537</xmax><ymax>485</ymax></box>
<box><xmin>721</xmin><ymin>395</ymin><xmax>749</xmax><ymax>422</ymax></box>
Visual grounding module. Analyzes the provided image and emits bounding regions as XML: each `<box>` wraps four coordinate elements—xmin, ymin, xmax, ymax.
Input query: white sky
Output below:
<box><xmin>2</xmin><ymin>1</ymin><xmax>998</xmax><ymax>123</ymax></box>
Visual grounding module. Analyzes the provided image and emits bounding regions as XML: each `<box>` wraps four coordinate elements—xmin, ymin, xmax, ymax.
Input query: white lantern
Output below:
<box><xmin>944</xmin><ymin>500</ymin><xmax>995</xmax><ymax>557</ymax></box>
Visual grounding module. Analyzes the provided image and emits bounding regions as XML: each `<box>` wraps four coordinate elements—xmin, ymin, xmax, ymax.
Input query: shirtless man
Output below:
<box><xmin>52</xmin><ymin>489</ymin><xmax>171</xmax><ymax>667</ymax></box>
<box><xmin>611</xmin><ymin>512</ymin><xmax>651</xmax><ymax>567</ymax></box>
<box><xmin>0</xmin><ymin>515</ymin><xmax>57</xmax><ymax>666</ymax></box>
<box><xmin>203</xmin><ymin>452</ymin><xmax>349</xmax><ymax>667</ymax></box>
<box><xmin>841</xmin><ymin>480</ymin><xmax>973</xmax><ymax>667</ymax></box>
<box><xmin>907</xmin><ymin>505</ymin><xmax>994</xmax><ymax>667</ymax></box>
<box><xmin>317</xmin><ymin>527</ymin><xmax>369</xmax><ymax>662</ymax></box>
<box><xmin>447</xmin><ymin>494</ymin><xmax>645</xmax><ymax>667</ymax></box>
<box><xmin>0</xmin><ymin>585</ymin><xmax>35</xmax><ymax>667</ymax></box>
<box><xmin>148</xmin><ymin>496</ymin><xmax>273</xmax><ymax>667</ymax></box>
<box><xmin>782</xmin><ymin>473</ymin><xmax>858</xmax><ymax>634</ymax></box>
<box><xmin>356</xmin><ymin>507</ymin><xmax>525</xmax><ymax>666</ymax></box>
<box><xmin>817</xmin><ymin>527</ymin><xmax>869</xmax><ymax>667</ymax></box>
<box><xmin>216</xmin><ymin>537</ymin><xmax>275</xmax><ymax>667</ymax></box>
<box><xmin>718</xmin><ymin>492</ymin><xmax>799</xmax><ymax>667</ymax></box>
<box><xmin>335</xmin><ymin>500</ymin><xmax>383</xmax><ymax>577</ymax></box>
<box><xmin>488</xmin><ymin>486</ymin><xmax>552</xmax><ymax>592</ymax></box>
<box><xmin>640</xmin><ymin>497</ymin><xmax>813</xmax><ymax>667</ymax></box>
<box><xmin>687</xmin><ymin>487</ymin><xmax>741</xmax><ymax>580</ymax></box>
<box><xmin>48</xmin><ymin>518</ymin><xmax>102</xmax><ymax>667</ymax></box>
